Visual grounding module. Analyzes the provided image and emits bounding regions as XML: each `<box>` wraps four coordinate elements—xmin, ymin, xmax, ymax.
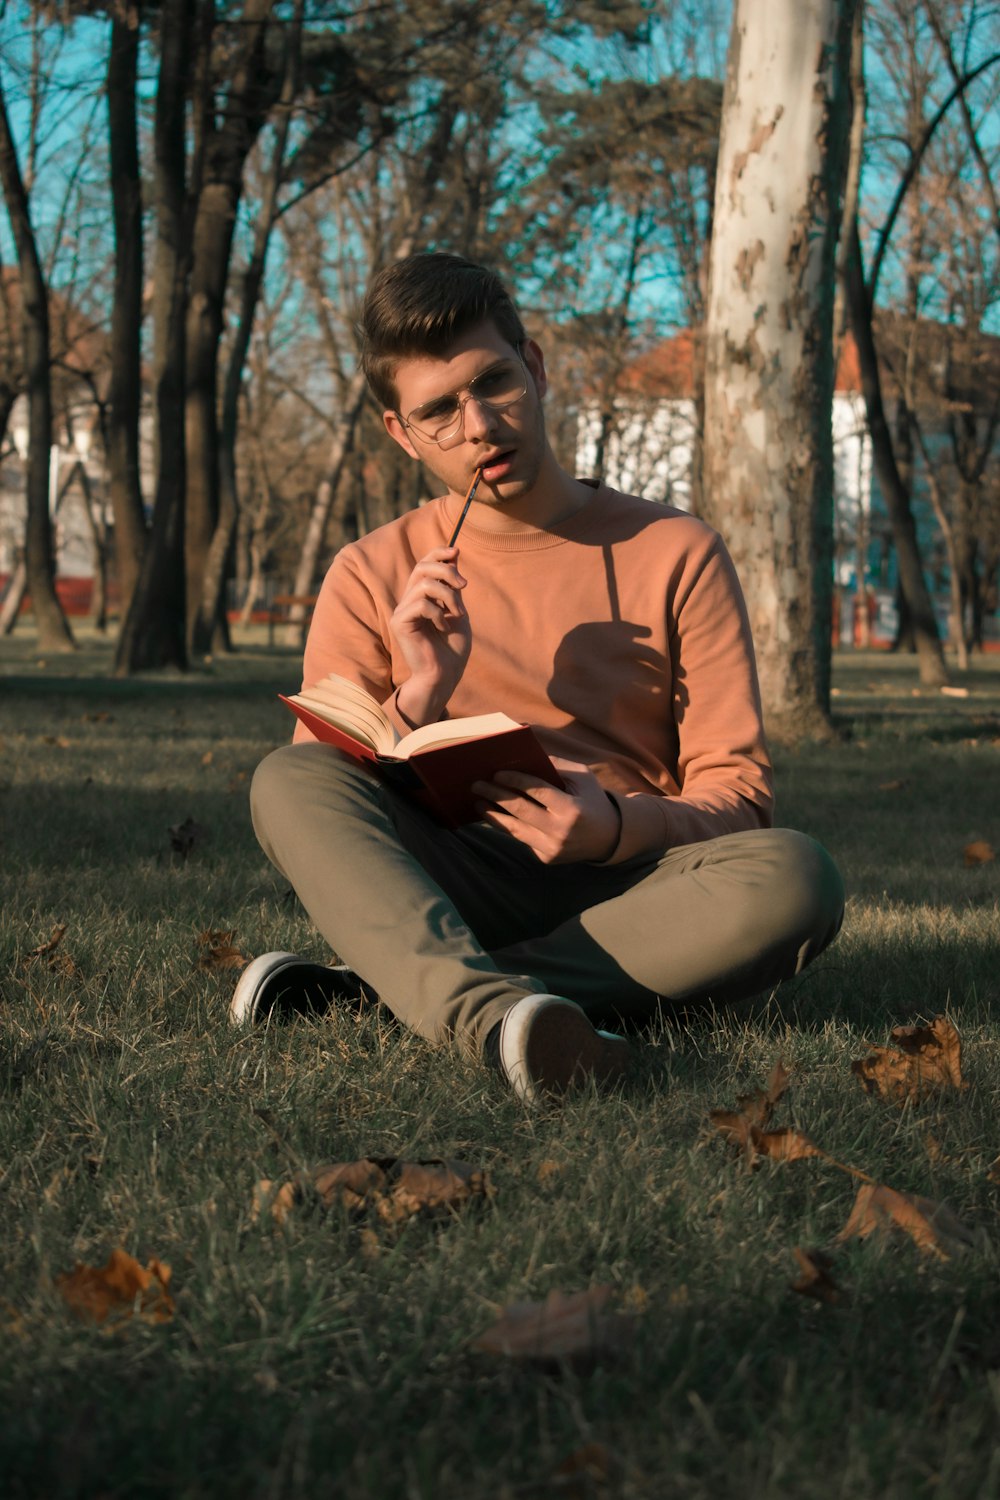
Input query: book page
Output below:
<box><xmin>289</xmin><ymin>678</ymin><xmax>397</xmax><ymax>754</ymax></box>
<box><xmin>395</xmin><ymin>712</ymin><xmax>523</xmax><ymax>759</ymax></box>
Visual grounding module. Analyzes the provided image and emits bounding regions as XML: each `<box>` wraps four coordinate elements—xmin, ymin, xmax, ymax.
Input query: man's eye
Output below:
<box><xmin>419</xmin><ymin>399</ymin><xmax>458</xmax><ymax>422</ymax></box>
<box><xmin>474</xmin><ymin>367</ymin><xmax>513</xmax><ymax>396</ymax></box>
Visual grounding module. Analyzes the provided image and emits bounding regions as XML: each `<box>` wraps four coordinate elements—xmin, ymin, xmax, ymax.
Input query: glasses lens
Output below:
<box><xmin>406</xmin><ymin>358</ymin><xmax>526</xmax><ymax>441</ymax></box>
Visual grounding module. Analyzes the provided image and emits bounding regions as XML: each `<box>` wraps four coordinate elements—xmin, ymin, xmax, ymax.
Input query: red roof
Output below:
<box><xmin>621</xmin><ymin>327</ymin><xmax>863</xmax><ymax>398</ymax></box>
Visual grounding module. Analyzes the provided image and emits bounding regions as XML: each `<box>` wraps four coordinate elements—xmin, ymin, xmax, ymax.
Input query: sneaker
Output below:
<box><xmin>496</xmin><ymin>994</ymin><xmax>630</xmax><ymax>1105</ymax></box>
<box><xmin>229</xmin><ymin>951</ymin><xmax>368</xmax><ymax>1026</ymax></box>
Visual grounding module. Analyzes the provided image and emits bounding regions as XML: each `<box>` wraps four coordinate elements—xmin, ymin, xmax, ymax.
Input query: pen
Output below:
<box><xmin>447</xmin><ymin>467</ymin><xmax>484</xmax><ymax>548</ymax></box>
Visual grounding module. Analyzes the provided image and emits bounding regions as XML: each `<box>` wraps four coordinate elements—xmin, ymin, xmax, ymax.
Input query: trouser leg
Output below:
<box><xmin>491</xmin><ymin>828</ymin><xmax>845</xmax><ymax>1028</ymax></box>
<box><xmin>251</xmin><ymin>743</ymin><xmax>565</xmax><ymax>1053</ymax></box>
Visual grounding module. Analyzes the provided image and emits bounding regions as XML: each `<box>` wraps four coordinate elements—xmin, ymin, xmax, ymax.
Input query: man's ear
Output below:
<box><xmin>523</xmin><ymin>337</ymin><xmax>548</xmax><ymax>399</ymax></box>
<box><xmin>383</xmin><ymin>409</ymin><xmax>420</xmax><ymax>461</ymax></box>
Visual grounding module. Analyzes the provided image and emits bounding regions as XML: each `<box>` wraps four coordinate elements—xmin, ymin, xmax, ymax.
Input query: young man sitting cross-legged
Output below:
<box><xmin>232</xmin><ymin>251</ymin><xmax>845</xmax><ymax>1103</ymax></box>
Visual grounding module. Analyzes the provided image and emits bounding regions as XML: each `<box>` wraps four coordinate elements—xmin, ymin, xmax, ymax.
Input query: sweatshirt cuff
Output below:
<box><xmin>591</xmin><ymin>791</ymin><xmax>670</xmax><ymax>866</ymax></box>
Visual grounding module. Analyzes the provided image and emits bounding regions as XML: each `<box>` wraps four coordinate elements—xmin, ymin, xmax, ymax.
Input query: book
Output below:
<box><xmin>280</xmin><ymin>672</ymin><xmax>563</xmax><ymax>826</ymax></box>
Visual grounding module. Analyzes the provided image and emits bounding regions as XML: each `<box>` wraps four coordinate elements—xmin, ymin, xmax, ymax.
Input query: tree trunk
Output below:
<box><xmin>186</xmin><ymin>0</ymin><xmax>278</xmax><ymax>655</ymax></box>
<box><xmin>701</xmin><ymin>0</ymin><xmax>856</xmax><ymax>742</ymax></box>
<box><xmin>0</xmin><ymin>73</ymin><xmax>74</xmax><ymax>651</ymax></box>
<box><xmin>200</xmin><ymin>0</ymin><xmax>302</xmax><ymax>652</ymax></box>
<box><xmin>844</xmin><ymin>224</ymin><xmax>947</xmax><ymax>685</ymax></box>
<box><xmin>284</xmin><ymin>370</ymin><xmax>368</xmax><ymax>642</ymax></box>
<box><xmin>115</xmin><ymin>0</ymin><xmax>192</xmax><ymax>674</ymax></box>
<box><xmin>911</xmin><ymin>419</ymin><xmax>968</xmax><ymax>671</ymax></box>
<box><xmin>106</xmin><ymin>3</ymin><xmax>147</xmax><ymax>620</ymax></box>
<box><xmin>0</xmin><ymin>556</ymin><xmax>26</xmax><ymax>634</ymax></box>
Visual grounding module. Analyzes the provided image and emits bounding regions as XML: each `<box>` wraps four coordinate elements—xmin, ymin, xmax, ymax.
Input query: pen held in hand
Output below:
<box><xmin>447</xmin><ymin>467</ymin><xmax>483</xmax><ymax>548</ymax></box>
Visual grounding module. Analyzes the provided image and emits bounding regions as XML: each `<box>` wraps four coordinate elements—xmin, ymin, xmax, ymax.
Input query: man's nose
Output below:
<box><xmin>461</xmin><ymin>394</ymin><xmax>498</xmax><ymax>440</ymax></box>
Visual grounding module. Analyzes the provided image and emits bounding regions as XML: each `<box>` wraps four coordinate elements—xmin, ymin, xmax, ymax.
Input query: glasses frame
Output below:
<box><xmin>398</xmin><ymin>349</ymin><xmax>529</xmax><ymax>446</ymax></box>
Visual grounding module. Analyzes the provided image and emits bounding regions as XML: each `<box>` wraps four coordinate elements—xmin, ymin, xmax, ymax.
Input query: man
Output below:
<box><xmin>232</xmin><ymin>252</ymin><xmax>844</xmax><ymax>1103</ymax></box>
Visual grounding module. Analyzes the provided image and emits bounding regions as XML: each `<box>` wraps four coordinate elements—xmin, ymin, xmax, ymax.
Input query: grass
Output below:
<box><xmin>2</xmin><ymin>629</ymin><xmax>999</xmax><ymax>1499</ymax></box>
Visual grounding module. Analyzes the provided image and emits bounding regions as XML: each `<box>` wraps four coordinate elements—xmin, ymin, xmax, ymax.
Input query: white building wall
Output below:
<box><xmin>576</xmin><ymin>398</ymin><xmax>698</xmax><ymax>509</ymax></box>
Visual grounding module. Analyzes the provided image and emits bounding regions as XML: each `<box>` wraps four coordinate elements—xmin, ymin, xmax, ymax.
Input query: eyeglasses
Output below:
<box><xmin>399</xmin><ymin>352</ymin><xmax>528</xmax><ymax>445</ymax></box>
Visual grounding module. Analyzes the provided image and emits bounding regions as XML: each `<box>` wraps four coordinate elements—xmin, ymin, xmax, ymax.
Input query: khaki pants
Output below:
<box><xmin>251</xmin><ymin>744</ymin><xmax>845</xmax><ymax>1056</ymax></box>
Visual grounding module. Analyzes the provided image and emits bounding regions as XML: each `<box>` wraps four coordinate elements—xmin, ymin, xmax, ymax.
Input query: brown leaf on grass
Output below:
<box><xmin>709</xmin><ymin>1058</ymin><xmax>791</xmax><ymax>1151</ymax></box>
<box><xmin>790</xmin><ymin>1247</ymin><xmax>840</xmax><ymax>1304</ymax></box>
<box><xmin>41</xmin><ymin>734</ymin><xmax>72</xmax><ymax>748</ymax></box>
<box><xmin>201</xmin><ymin>751</ymin><xmax>214</xmax><ymax>766</ymax></box>
<box><xmin>986</xmin><ymin>1156</ymin><xmax>1000</xmax><ymax>1186</ymax></box>
<box><xmin>835</xmin><ymin>1183</ymin><xmax>975</xmax><ymax>1261</ymax></box>
<box><xmin>852</xmin><ymin>1015</ymin><xmax>968</xmax><ymax>1105</ymax></box>
<box><xmin>254</xmin><ymin>1157</ymin><xmax>492</xmax><ymax>1227</ymax></box>
<box><xmin>551</xmin><ymin>1441</ymin><xmax>617</xmax><ymax>1494</ymax></box>
<box><xmin>748</xmin><ymin>1127</ymin><xmax>824</xmax><ymax>1163</ymax></box>
<box><xmin>25</xmin><ymin>924</ymin><xmax>67</xmax><ymax>961</ymax></box>
<box><xmin>81</xmin><ymin>711</ymin><xmax>113</xmax><ymax>723</ymax></box>
<box><xmin>168</xmin><ymin>816</ymin><xmax>206</xmax><ymax>858</ymax></box>
<box><xmin>878</xmin><ymin>778</ymin><xmax>909</xmax><ymax>792</ymax></box>
<box><xmin>196</xmin><ymin>928</ymin><xmax>250</xmax><ymax>972</ymax></box>
<box><xmin>469</xmin><ymin>1286</ymin><xmax>634</xmax><ymax>1370</ymax></box>
<box><xmin>56</xmin><ymin>1248</ymin><xmax>175</xmax><ymax>1325</ymax></box>
<box><xmin>963</xmin><ymin>840</ymin><xmax>995</xmax><ymax>866</ymax></box>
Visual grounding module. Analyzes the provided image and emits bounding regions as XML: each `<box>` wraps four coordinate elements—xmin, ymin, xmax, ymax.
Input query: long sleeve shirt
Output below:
<box><xmin>297</xmin><ymin>481</ymin><xmax>774</xmax><ymax>864</ymax></box>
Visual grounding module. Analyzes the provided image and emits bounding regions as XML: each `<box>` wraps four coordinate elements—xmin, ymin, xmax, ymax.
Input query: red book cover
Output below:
<box><xmin>279</xmin><ymin>696</ymin><xmax>563</xmax><ymax>827</ymax></box>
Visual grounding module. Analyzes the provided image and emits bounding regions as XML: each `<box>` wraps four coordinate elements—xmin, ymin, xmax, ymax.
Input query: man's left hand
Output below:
<box><xmin>471</xmin><ymin>757</ymin><xmax>620</xmax><ymax>865</ymax></box>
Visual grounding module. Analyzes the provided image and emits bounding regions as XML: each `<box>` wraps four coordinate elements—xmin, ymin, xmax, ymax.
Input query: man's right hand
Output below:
<box><xmin>389</xmin><ymin>546</ymin><xmax>471</xmax><ymax>726</ymax></box>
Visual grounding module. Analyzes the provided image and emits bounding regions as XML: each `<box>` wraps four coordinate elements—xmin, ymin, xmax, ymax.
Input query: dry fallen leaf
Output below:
<box><xmin>709</xmin><ymin>1058</ymin><xmax>790</xmax><ymax>1151</ymax></box>
<box><xmin>963</xmin><ymin>840</ymin><xmax>995</xmax><ymax>866</ymax></box>
<box><xmin>201</xmin><ymin>751</ymin><xmax>214</xmax><ymax>766</ymax></box>
<box><xmin>254</xmin><ymin>1157</ymin><xmax>492</xmax><ymax>1227</ymax></box>
<box><xmin>852</xmin><ymin>1014</ymin><xmax>968</xmax><ymax>1105</ymax></box>
<box><xmin>987</xmin><ymin>1156</ymin><xmax>1000</xmax><ymax>1186</ymax></box>
<box><xmin>551</xmin><ymin>1441</ymin><xmax>617</xmax><ymax>1495</ymax></box>
<box><xmin>168</xmin><ymin>817</ymin><xmax>206</xmax><ymax>858</ymax></box>
<box><xmin>196</xmin><ymin>928</ymin><xmax>250</xmax><ymax>972</ymax></box>
<box><xmin>878</xmin><ymin>778</ymin><xmax>909</xmax><ymax>792</ymax></box>
<box><xmin>790</xmin><ymin>1246</ymin><xmax>840</xmax><ymax>1304</ymax></box>
<box><xmin>56</xmin><ymin>1248</ymin><xmax>175</xmax><ymax>1325</ymax></box>
<box><xmin>25</xmin><ymin>924</ymin><xmax>68</xmax><ymax>961</ymax></box>
<box><xmin>940</xmin><ymin>685</ymin><xmax>970</xmax><ymax>698</ymax></box>
<box><xmin>835</xmin><ymin>1183</ymin><xmax>974</xmax><ymax>1261</ymax></box>
<box><xmin>748</xmin><ymin>1127</ymin><xmax>824</xmax><ymax>1164</ymax></box>
<box><xmin>469</xmin><ymin>1286</ymin><xmax>634</xmax><ymax>1370</ymax></box>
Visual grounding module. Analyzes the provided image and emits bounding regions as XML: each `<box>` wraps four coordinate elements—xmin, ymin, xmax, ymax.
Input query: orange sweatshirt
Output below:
<box><xmin>298</xmin><ymin>482</ymin><xmax>774</xmax><ymax>863</ymax></box>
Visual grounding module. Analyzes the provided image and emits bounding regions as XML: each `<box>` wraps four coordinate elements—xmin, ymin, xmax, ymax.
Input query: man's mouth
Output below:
<box><xmin>478</xmin><ymin>450</ymin><xmax>516</xmax><ymax>482</ymax></box>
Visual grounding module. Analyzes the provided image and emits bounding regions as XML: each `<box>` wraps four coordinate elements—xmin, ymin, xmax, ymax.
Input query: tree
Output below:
<box><xmin>701</xmin><ymin>0</ymin><xmax>858</xmax><ymax>741</ymax></box>
<box><xmin>115</xmin><ymin>0</ymin><xmax>193</xmax><ymax>673</ymax></box>
<box><xmin>0</xmin><ymin>59</ymin><xmax>75</xmax><ymax>650</ymax></box>
<box><xmin>105</xmin><ymin>0</ymin><xmax>147</xmax><ymax>621</ymax></box>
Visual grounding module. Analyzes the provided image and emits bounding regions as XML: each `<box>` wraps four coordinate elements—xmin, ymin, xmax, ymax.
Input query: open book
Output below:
<box><xmin>280</xmin><ymin>673</ymin><xmax>562</xmax><ymax>826</ymax></box>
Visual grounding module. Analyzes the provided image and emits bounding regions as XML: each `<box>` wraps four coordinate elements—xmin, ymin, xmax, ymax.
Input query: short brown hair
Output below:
<box><xmin>359</xmin><ymin>252</ymin><xmax>526</xmax><ymax>410</ymax></box>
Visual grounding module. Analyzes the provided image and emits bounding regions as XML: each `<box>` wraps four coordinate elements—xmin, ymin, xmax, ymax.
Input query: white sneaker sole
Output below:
<box><xmin>498</xmin><ymin>994</ymin><xmax>629</xmax><ymax>1104</ymax></box>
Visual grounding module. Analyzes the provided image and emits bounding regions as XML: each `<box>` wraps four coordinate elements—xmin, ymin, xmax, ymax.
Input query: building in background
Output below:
<box><xmin>576</xmin><ymin>321</ymin><xmax>1000</xmax><ymax>649</ymax></box>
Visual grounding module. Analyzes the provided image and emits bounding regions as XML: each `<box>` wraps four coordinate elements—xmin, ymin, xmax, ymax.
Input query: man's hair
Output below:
<box><xmin>359</xmin><ymin>252</ymin><xmax>526</xmax><ymax>410</ymax></box>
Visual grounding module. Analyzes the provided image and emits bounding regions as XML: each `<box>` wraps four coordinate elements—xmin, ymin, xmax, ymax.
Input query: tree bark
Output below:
<box><xmin>106</xmin><ymin>3</ymin><xmax>147</xmax><ymax>620</ymax></box>
<box><xmin>115</xmin><ymin>0</ymin><xmax>192</xmax><ymax>674</ymax></box>
<box><xmin>199</xmin><ymin>0</ymin><xmax>302</xmax><ymax>650</ymax></box>
<box><xmin>0</xmin><ymin>71</ymin><xmax>74</xmax><ymax>651</ymax></box>
<box><xmin>186</xmin><ymin>0</ymin><xmax>279</xmax><ymax>655</ymax></box>
<box><xmin>701</xmin><ymin>0</ymin><xmax>857</xmax><ymax>742</ymax></box>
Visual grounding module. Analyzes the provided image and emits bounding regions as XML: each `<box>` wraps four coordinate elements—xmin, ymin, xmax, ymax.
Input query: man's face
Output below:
<box><xmin>382</xmin><ymin>318</ymin><xmax>549</xmax><ymax>509</ymax></box>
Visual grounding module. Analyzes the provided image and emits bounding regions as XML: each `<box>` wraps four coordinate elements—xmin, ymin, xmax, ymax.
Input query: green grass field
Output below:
<box><xmin>2</xmin><ymin>631</ymin><xmax>999</xmax><ymax>1499</ymax></box>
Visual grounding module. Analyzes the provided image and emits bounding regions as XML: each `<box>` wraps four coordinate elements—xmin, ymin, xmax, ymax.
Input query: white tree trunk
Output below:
<box><xmin>702</xmin><ymin>0</ymin><xmax>857</xmax><ymax>741</ymax></box>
